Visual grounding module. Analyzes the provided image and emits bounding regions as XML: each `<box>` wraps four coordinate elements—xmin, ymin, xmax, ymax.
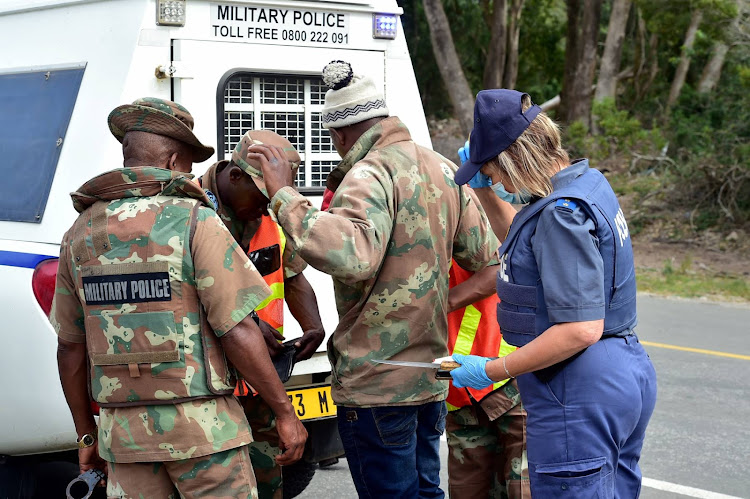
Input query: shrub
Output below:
<box><xmin>564</xmin><ymin>98</ymin><xmax>666</xmax><ymax>165</ymax></box>
<box><xmin>668</xmin><ymin>74</ymin><xmax>750</xmax><ymax>224</ymax></box>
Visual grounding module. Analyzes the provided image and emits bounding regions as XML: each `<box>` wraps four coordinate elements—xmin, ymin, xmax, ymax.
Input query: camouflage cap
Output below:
<box><xmin>107</xmin><ymin>97</ymin><xmax>215</xmax><ymax>162</ymax></box>
<box><xmin>231</xmin><ymin>130</ymin><xmax>301</xmax><ymax>198</ymax></box>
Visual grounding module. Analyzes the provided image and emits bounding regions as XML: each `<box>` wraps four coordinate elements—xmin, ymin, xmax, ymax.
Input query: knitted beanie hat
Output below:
<box><xmin>321</xmin><ymin>60</ymin><xmax>389</xmax><ymax>129</ymax></box>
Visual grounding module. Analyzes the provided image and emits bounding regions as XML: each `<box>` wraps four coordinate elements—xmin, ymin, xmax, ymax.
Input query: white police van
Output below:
<box><xmin>0</xmin><ymin>0</ymin><xmax>430</xmax><ymax>496</ymax></box>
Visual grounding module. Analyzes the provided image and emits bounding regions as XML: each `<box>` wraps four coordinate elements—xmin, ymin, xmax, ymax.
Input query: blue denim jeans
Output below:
<box><xmin>337</xmin><ymin>401</ymin><xmax>447</xmax><ymax>498</ymax></box>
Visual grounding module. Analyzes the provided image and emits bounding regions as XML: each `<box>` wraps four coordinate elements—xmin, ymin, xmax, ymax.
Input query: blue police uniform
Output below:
<box><xmin>496</xmin><ymin>159</ymin><xmax>657</xmax><ymax>498</ymax></box>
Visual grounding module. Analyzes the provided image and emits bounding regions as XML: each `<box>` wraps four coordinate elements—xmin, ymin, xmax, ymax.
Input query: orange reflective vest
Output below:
<box><xmin>446</xmin><ymin>261</ymin><xmax>516</xmax><ymax>411</ymax></box>
<box><xmin>235</xmin><ymin>215</ymin><xmax>286</xmax><ymax>397</ymax></box>
<box><xmin>249</xmin><ymin>215</ymin><xmax>286</xmax><ymax>333</ymax></box>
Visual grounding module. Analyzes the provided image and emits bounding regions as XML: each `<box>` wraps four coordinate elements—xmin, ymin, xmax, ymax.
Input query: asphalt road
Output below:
<box><xmin>297</xmin><ymin>295</ymin><xmax>750</xmax><ymax>499</ymax></box>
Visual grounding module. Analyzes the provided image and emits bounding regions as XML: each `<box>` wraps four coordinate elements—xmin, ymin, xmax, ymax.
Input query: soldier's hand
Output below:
<box><xmin>257</xmin><ymin>319</ymin><xmax>285</xmax><ymax>357</ymax></box>
<box><xmin>293</xmin><ymin>328</ymin><xmax>325</xmax><ymax>362</ymax></box>
<box><xmin>247</xmin><ymin>144</ymin><xmax>295</xmax><ymax>199</ymax></box>
<box><xmin>275</xmin><ymin>414</ymin><xmax>308</xmax><ymax>466</ymax></box>
<box><xmin>78</xmin><ymin>444</ymin><xmax>107</xmax><ymax>485</ymax></box>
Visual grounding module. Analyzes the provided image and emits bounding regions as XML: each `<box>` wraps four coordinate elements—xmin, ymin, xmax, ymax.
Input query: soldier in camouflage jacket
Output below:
<box><xmin>199</xmin><ymin>130</ymin><xmax>325</xmax><ymax>499</ymax></box>
<box><xmin>254</xmin><ymin>62</ymin><xmax>500</xmax><ymax>498</ymax></box>
<box><xmin>51</xmin><ymin>98</ymin><xmax>307</xmax><ymax>498</ymax></box>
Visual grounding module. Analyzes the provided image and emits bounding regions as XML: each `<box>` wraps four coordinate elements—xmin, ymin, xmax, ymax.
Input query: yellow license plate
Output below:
<box><xmin>286</xmin><ymin>385</ymin><xmax>337</xmax><ymax>421</ymax></box>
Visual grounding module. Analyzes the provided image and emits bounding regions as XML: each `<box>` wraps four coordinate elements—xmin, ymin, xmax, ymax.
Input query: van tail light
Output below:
<box><xmin>32</xmin><ymin>258</ymin><xmax>59</xmax><ymax>316</ymax></box>
<box><xmin>30</xmin><ymin>258</ymin><xmax>98</xmax><ymax>413</ymax></box>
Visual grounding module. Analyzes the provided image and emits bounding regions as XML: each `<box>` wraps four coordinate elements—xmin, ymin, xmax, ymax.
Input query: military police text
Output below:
<box><xmin>211</xmin><ymin>3</ymin><xmax>349</xmax><ymax>46</ymax></box>
<box><xmin>82</xmin><ymin>273</ymin><xmax>171</xmax><ymax>305</ymax></box>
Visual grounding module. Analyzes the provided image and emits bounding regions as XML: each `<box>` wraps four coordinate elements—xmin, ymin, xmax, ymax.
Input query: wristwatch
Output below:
<box><xmin>77</xmin><ymin>432</ymin><xmax>97</xmax><ymax>449</ymax></box>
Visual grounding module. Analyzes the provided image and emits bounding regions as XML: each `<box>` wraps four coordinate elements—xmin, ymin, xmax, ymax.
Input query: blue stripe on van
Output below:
<box><xmin>0</xmin><ymin>250</ymin><xmax>57</xmax><ymax>269</ymax></box>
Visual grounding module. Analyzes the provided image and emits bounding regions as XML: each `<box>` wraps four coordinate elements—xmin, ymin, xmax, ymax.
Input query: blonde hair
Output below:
<box><xmin>484</xmin><ymin>95</ymin><xmax>569</xmax><ymax>198</ymax></box>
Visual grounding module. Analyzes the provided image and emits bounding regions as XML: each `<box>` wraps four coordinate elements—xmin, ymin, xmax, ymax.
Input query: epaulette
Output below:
<box><xmin>555</xmin><ymin>198</ymin><xmax>578</xmax><ymax>211</ymax></box>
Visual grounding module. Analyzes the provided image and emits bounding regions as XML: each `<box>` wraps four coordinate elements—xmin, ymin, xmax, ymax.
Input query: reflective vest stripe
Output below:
<box><xmin>491</xmin><ymin>339</ymin><xmax>517</xmax><ymax>391</ymax></box>
<box><xmin>453</xmin><ymin>304</ymin><xmax>481</xmax><ymax>356</ymax></box>
<box><xmin>447</xmin><ymin>261</ymin><xmax>516</xmax><ymax>409</ymax></box>
<box><xmin>255</xmin><ymin>281</ymin><xmax>285</xmax><ymax>310</ymax></box>
<box><xmin>255</xmin><ymin>282</ymin><xmax>285</xmax><ymax>334</ymax></box>
<box><xmin>276</xmin><ymin>223</ymin><xmax>287</xmax><ymax>255</ymax></box>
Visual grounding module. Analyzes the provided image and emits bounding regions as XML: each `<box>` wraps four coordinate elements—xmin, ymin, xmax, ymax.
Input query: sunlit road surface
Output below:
<box><xmin>298</xmin><ymin>295</ymin><xmax>750</xmax><ymax>499</ymax></box>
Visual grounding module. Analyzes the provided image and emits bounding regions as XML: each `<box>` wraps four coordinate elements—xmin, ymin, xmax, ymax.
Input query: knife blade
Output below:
<box><xmin>372</xmin><ymin>359</ymin><xmax>461</xmax><ymax>380</ymax></box>
<box><xmin>372</xmin><ymin>359</ymin><xmax>443</xmax><ymax>368</ymax></box>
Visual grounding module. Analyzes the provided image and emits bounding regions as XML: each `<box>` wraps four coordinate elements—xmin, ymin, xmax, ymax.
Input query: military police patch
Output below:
<box><xmin>82</xmin><ymin>272</ymin><xmax>172</xmax><ymax>305</ymax></box>
<box><xmin>80</xmin><ymin>262</ymin><xmax>173</xmax><ymax>306</ymax></box>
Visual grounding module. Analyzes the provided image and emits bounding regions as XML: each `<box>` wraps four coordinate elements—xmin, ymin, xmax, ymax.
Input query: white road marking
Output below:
<box><xmin>642</xmin><ymin>478</ymin><xmax>744</xmax><ymax>499</ymax></box>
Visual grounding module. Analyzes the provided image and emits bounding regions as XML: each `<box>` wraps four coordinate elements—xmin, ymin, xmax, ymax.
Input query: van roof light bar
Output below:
<box><xmin>372</xmin><ymin>13</ymin><xmax>398</xmax><ymax>39</ymax></box>
<box><xmin>157</xmin><ymin>0</ymin><xmax>186</xmax><ymax>27</ymax></box>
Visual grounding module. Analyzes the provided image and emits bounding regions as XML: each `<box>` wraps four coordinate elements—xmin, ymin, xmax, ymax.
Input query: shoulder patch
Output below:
<box><xmin>555</xmin><ymin>198</ymin><xmax>578</xmax><ymax>211</ymax></box>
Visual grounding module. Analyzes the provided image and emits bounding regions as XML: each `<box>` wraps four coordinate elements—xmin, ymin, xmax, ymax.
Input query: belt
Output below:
<box><xmin>603</xmin><ymin>328</ymin><xmax>636</xmax><ymax>339</ymax></box>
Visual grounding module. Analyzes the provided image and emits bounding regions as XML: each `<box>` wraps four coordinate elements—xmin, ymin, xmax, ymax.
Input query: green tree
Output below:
<box><xmin>401</xmin><ymin>0</ymin><xmax>748</xmax><ymax>227</ymax></box>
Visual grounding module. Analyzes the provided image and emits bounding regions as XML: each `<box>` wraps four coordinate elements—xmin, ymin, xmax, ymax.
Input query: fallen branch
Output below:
<box><xmin>540</xmin><ymin>95</ymin><xmax>560</xmax><ymax>111</ymax></box>
<box><xmin>540</xmin><ymin>83</ymin><xmax>602</xmax><ymax>113</ymax></box>
<box><xmin>617</xmin><ymin>66</ymin><xmax>634</xmax><ymax>80</ymax></box>
<box><xmin>630</xmin><ymin>151</ymin><xmax>676</xmax><ymax>171</ymax></box>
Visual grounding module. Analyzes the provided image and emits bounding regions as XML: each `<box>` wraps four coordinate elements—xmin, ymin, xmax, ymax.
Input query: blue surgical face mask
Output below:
<box><xmin>491</xmin><ymin>181</ymin><xmax>532</xmax><ymax>205</ymax></box>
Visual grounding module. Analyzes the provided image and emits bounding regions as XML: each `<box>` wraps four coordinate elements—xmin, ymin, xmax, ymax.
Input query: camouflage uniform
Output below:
<box><xmin>201</xmin><ymin>161</ymin><xmax>306</xmax><ymax>281</ymax></box>
<box><xmin>201</xmin><ymin>161</ymin><xmax>307</xmax><ymax>499</ymax></box>
<box><xmin>50</xmin><ymin>166</ymin><xmax>271</xmax><ymax>498</ymax></box>
<box><xmin>446</xmin><ymin>382</ymin><xmax>530</xmax><ymax>498</ymax></box>
<box><xmin>268</xmin><ymin>116</ymin><xmax>499</xmax><ymax>408</ymax></box>
<box><xmin>107</xmin><ymin>446</ymin><xmax>256</xmax><ymax>498</ymax></box>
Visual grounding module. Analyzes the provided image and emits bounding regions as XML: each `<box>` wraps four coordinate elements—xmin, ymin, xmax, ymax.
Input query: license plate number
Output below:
<box><xmin>286</xmin><ymin>385</ymin><xmax>336</xmax><ymax>420</ymax></box>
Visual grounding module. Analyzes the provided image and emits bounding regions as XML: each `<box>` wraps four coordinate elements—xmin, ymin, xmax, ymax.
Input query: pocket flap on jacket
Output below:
<box><xmin>535</xmin><ymin>456</ymin><xmax>607</xmax><ymax>475</ymax></box>
<box><xmin>86</xmin><ymin>311</ymin><xmax>179</xmax><ymax>366</ymax></box>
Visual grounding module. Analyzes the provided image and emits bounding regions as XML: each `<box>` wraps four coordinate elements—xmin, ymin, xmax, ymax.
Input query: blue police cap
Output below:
<box><xmin>455</xmin><ymin>89</ymin><xmax>542</xmax><ymax>185</ymax></box>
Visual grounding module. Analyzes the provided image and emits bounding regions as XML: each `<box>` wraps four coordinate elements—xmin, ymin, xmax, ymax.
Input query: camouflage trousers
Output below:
<box><xmin>106</xmin><ymin>445</ymin><xmax>258</xmax><ymax>499</ymax></box>
<box><xmin>239</xmin><ymin>394</ymin><xmax>282</xmax><ymax>499</ymax></box>
<box><xmin>446</xmin><ymin>398</ymin><xmax>531</xmax><ymax>499</ymax></box>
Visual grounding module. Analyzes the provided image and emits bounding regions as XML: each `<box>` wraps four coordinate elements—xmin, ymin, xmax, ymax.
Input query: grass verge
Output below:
<box><xmin>637</xmin><ymin>266</ymin><xmax>750</xmax><ymax>302</ymax></box>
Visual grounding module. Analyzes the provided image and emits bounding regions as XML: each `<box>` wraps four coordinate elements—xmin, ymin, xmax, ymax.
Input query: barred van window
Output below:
<box><xmin>224</xmin><ymin>76</ymin><xmax>253</xmax><ymax>104</ymax></box>
<box><xmin>220</xmin><ymin>73</ymin><xmax>340</xmax><ymax>192</ymax></box>
<box><xmin>259</xmin><ymin>76</ymin><xmax>303</xmax><ymax>105</ymax></box>
<box><xmin>260</xmin><ymin>112</ymin><xmax>304</xmax><ymax>152</ymax></box>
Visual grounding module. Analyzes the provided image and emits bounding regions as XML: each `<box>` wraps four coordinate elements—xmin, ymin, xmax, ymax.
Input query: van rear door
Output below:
<box><xmin>171</xmin><ymin>38</ymin><xmax>386</xmax><ymax>341</ymax></box>
<box><xmin>172</xmin><ymin>38</ymin><xmax>384</xmax><ymax>183</ymax></box>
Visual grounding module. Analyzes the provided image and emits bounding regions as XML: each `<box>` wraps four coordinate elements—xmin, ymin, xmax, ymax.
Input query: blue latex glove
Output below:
<box><xmin>457</xmin><ymin>140</ymin><xmax>470</xmax><ymax>164</ymax></box>
<box><xmin>450</xmin><ymin>354</ymin><xmax>494</xmax><ymax>389</ymax></box>
<box><xmin>468</xmin><ymin>171</ymin><xmax>492</xmax><ymax>189</ymax></box>
<box><xmin>458</xmin><ymin>141</ymin><xmax>491</xmax><ymax>188</ymax></box>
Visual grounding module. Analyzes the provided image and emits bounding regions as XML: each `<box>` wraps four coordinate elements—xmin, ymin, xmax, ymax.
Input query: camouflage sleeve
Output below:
<box><xmin>270</xmin><ymin>162</ymin><xmax>393</xmax><ymax>285</ymax></box>
<box><xmin>192</xmin><ymin>207</ymin><xmax>272</xmax><ymax>336</ymax></box>
<box><xmin>49</xmin><ymin>236</ymin><xmax>86</xmax><ymax>343</ymax></box>
<box><xmin>453</xmin><ymin>185</ymin><xmax>501</xmax><ymax>272</ymax></box>
<box><xmin>282</xmin><ymin>241</ymin><xmax>308</xmax><ymax>279</ymax></box>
